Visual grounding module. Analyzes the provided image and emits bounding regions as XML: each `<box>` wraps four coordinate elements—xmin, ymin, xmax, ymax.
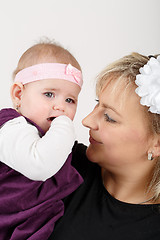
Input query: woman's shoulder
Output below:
<box><xmin>72</xmin><ymin>141</ymin><xmax>87</xmax><ymax>156</ymax></box>
<box><xmin>71</xmin><ymin>142</ymin><xmax>87</xmax><ymax>172</ymax></box>
<box><xmin>71</xmin><ymin>142</ymin><xmax>99</xmax><ymax>178</ymax></box>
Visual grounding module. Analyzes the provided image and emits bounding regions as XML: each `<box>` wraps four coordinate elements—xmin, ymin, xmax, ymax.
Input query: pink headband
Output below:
<box><xmin>14</xmin><ymin>63</ymin><xmax>83</xmax><ymax>88</ymax></box>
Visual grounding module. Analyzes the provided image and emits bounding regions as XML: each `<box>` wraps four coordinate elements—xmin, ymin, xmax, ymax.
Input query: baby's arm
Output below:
<box><xmin>0</xmin><ymin>115</ymin><xmax>75</xmax><ymax>181</ymax></box>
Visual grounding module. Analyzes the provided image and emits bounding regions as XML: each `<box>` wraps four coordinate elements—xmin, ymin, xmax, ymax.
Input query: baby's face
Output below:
<box><xmin>18</xmin><ymin>78</ymin><xmax>80</xmax><ymax>132</ymax></box>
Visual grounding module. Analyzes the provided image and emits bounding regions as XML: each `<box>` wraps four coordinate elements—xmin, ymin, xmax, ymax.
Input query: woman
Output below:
<box><xmin>49</xmin><ymin>53</ymin><xmax>160</xmax><ymax>240</ymax></box>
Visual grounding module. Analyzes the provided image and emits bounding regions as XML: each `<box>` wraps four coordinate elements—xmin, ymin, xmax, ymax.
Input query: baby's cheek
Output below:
<box><xmin>69</xmin><ymin>108</ymin><xmax>77</xmax><ymax>120</ymax></box>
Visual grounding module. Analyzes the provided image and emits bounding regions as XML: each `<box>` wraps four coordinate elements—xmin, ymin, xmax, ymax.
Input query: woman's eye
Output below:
<box><xmin>44</xmin><ymin>92</ymin><xmax>54</xmax><ymax>98</ymax></box>
<box><xmin>104</xmin><ymin>113</ymin><xmax>116</xmax><ymax>123</ymax></box>
<box><xmin>66</xmin><ymin>98</ymin><xmax>75</xmax><ymax>104</ymax></box>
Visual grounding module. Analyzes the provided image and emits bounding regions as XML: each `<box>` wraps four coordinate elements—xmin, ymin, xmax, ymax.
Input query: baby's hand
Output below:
<box><xmin>50</xmin><ymin>115</ymin><xmax>76</xmax><ymax>142</ymax></box>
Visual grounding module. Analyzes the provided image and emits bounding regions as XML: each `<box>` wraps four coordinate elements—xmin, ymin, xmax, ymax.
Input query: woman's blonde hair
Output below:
<box><xmin>96</xmin><ymin>52</ymin><xmax>160</xmax><ymax>201</ymax></box>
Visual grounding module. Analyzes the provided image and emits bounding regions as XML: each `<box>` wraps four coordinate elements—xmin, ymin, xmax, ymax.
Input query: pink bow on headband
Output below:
<box><xmin>65</xmin><ymin>64</ymin><xmax>81</xmax><ymax>84</ymax></box>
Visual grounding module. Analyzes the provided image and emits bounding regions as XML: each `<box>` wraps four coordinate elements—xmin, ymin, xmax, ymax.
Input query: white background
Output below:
<box><xmin>0</xmin><ymin>0</ymin><xmax>159</xmax><ymax>145</ymax></box>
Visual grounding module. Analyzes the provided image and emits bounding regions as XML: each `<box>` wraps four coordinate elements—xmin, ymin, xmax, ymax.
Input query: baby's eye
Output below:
<box><xmin>104</xmin><ymin>113</ymin><xmax>116</xmax><ymax>123</ymax></box>
<box><xmin>65</xmin><ymin>98</ymin><xmax>75</xmax><ymax>104</ymax></box>
<box><xmin>44</xmin><ymin>92</ymin><xmax>54</xmax><ymax>98</ymax></box>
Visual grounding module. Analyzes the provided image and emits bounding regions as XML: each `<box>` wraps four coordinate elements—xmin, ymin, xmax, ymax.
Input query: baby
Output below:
<box><xmin>0</xmin><ymin>41</ymin><xmax>83</xmax><ymax>239</ymax></box>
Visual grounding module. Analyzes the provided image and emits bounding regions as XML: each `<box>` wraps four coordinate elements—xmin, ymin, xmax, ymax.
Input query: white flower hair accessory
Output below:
<box><xmin>135</xmin><ymin>55</ymin><xmax>160</xmax><ymax>114</ymax></box>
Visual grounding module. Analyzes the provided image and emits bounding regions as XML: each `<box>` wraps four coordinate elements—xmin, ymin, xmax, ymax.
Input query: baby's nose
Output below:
<box><xmin>52</xmin><ymin>100</ymin><xmax>65</xmax><ymax>112</ymax></box>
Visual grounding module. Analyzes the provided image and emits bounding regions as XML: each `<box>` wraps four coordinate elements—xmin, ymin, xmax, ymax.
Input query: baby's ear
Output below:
<box><xmin>10</xmin><ymin>82</ymin><xmax>24</xmax><ymax>107</ymax></box>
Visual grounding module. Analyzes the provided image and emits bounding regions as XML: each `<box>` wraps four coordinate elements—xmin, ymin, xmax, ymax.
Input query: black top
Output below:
<box><xmin>49</xmin><ymin>143</ymin><xmax>160</xmax><ymax>240</ymax></box>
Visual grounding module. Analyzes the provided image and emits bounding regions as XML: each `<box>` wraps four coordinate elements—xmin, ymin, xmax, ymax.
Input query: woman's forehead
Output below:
<box><xmin>99</xmin><ymin>77</ymin><xmax>135</xmax><ymax>99</ymax></box>
<box><xmin>98</xmin><ymin>78</ymin><xmax>141</xmax><ymax>113</ymax></box>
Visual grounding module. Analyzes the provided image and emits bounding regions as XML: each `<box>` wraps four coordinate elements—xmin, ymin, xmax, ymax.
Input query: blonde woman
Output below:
<box><xmin>51</xmin><ymin>53</ymin><xmax>160</xmax><ymax>240</ymax></box>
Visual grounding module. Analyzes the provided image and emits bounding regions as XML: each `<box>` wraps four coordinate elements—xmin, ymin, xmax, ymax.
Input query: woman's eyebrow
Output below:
<box><xmin>101</xmin><ymin>103</ymin><xmax>122</xmax><ymax>117</ymax></box>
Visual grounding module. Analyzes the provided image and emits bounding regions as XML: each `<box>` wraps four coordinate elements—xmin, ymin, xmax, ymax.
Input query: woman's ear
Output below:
<box><xmin>10</xmin><ymin>82</ymin><xmax>24</xmax><ymax>108</ymax></box>
<box><xmin>151</xmin><ymin>136</ymin><xmax>160</xmax><ymax>158</ymax></box>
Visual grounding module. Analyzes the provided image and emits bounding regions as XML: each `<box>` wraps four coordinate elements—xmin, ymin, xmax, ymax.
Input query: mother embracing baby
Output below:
<box><xmin>50</xmin><ymin>53</ymin><xmax>160</xmax><ymax>240</ymax></box>
<box><xmin>1</xmin><ymin>45</ymin><xmax>160</xmax><ymax>239</ymax></box>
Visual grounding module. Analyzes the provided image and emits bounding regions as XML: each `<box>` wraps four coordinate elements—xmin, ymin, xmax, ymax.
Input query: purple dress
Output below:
<box><xmin>0</xmin><ymin>108</ymin><xmax>83</xmax><ymax>240</ymax></box>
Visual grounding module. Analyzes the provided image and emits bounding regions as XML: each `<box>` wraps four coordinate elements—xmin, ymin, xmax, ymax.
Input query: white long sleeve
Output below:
<box><xmin>0</xmin><ymin>115</ymin><xmax>75</xmax><ymax>181</ymax></box>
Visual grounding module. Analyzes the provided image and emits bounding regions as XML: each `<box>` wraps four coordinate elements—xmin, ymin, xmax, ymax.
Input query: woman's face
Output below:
<box><xmin>83</xmin><ymin>81</ymin><xmax>154</xmax><ymax>169</ymax></box>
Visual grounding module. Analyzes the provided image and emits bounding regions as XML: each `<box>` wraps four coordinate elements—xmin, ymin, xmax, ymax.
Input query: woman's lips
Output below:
<box><xmin>89</xmin><ymin>135</ymin><xmax>102</xmax><ymax>144</ymax></box>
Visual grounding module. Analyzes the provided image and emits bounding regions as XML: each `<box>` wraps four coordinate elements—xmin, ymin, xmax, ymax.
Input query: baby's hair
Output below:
<box><xmin>13</xmin><ymin>39</ymin><xmax>81</xmax><ymax>80</ymax></box>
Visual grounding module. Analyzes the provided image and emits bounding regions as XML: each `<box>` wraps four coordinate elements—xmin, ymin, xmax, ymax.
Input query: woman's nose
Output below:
<box><xmin>82</xmin><ymin>109</ymin><xmax>98</xmax><ymax>130</ymax></box>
